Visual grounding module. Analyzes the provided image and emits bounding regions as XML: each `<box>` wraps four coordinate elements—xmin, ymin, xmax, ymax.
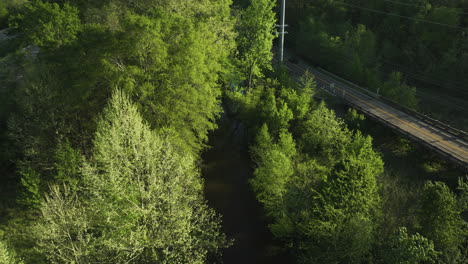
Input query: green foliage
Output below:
<box><xmin>381</xmin><ymin>72</ymin><xmax>418</xmax><ymax>110</ymax></box>
<box><xmin>259</xmin><ymin>88</ymin><xmax>293</xmax><ymax>135</ymax></box>
<box><xmin>10</xmin><ymin>0</ymin><xmax>82</xmax><ymax>49</ymax></box>
<box><xmin>291</xmin><ymin>131</ymin><xmax>383</xmax><ymax>263</ymax></box>
<box><xmin>0</xmin><ymin>53</ymin><xmax>22</xmax><ymax>169</ymax></box>
<box><xmin>419</xmin><ymin>181</ymin><xmax>466</xmax><ymax>263</ymax></box>
<box><xmin>53</xmin><ymin>141</ymin><xmax>83</xmax><ymax>190</ymax></box>
<box><xmin>342</xmin><ymin>24</ymin><xmax>379</xmax><ymax>86</ymax></box>
<box><xmin>18</xmin><ymin>167</ymin><xmax>41</xmax><ymax>209</ymax></box>
<box><xmin>299</xmin><ymin>102</ymin><xmax>352</xmax><ymax>163</ymax></box>
<box><xmin>226</xmin><ymin>78</ymin><xmax>296</xmax><ymax>137</ymax></box>
<box><xmin>250</xmin><ymin>124</ymin><xmax>296</xmax><ymax>218</ymax></box>
<box><xmin>0</xmin><ymin>237</ymin><xmax>24</xmax><ymax>264</ymax></box>
<box><xmin>7</xmin><ymin>0</ymin><xmax>237</xmax><ymax>185</ymax></box>
<box><xmin>293</xmin><ymin>0</ymin><xmax>468</xmax><ymax>126</ymax></box>
<box><xmin>0</xmin><ymin>0</ymin><xmax>26</xmax><ymax>28</ymax></box>
<box><xmin>32</xmin><ymin>90</ymin><xmax>229</xmax><ymax>263</ymax></box>
<box><xmin>325</xmin><ymin>131</ymin><xmax>383</xmax><ymax>216</ymax></box>
<box><xmin>0</xmin><ymin>5</ymin><xmax>7</xmax><ymax>29</ymax></box>
<box><xmin>280</xmin><ymin>71</ymin><xmax>316</xmax><ymax>121</ymax></box>
<box><xmin>226</xmin><ymin>70</ymin><xmax>316</xmax><ymax>138</ymax></box>
<box><xmin>0</xmin><ymin>1</ymin><xmax>244</xmax><ymax>263</ymax></box>
<box><xmin>250</xmin><ymin>98</ymin><xmax>384</xmax><ymax>263</ymax></box>
<box><xmin>100</xmin><ymin>4</ymin><xmax>235</xmax><ymax>155</ymax></box>
<box><xmin>7</xmin><ymin>64</ymin><xmax>74</xmax><ymax>190</ymax></box>
<box><xmin>345</xmin><ymin>108</ymin><xmax>365</xmax><ymax>131</ymax></box>
<box><xmin>458</xmin><ymin>176</ymin><xmax>468</xmax><ymax>211</ymax></box>
<box><xmin>236</xmin><ymin>0</ymin><xmax>276</xmax><ymax>87</ymax></box>
<box><xmin>34</xmin><ymin>184</ymin><xmax>91</xmax><ymax>264</ymax></box>
<box><xmin>3</xmin><ymin>0</ymin><xmax>466</xmax><ymax>263</ymax></box>
<box><xmin>384</xmin><ymin>227</ymin><xmax>437</xmax><ymax>264</ymax></box>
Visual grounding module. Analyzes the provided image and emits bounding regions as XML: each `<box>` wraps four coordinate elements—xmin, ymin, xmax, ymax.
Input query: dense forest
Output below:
<box><xmin>288</xmin><ymin>0</ymin><xmax>468</xmax><ymax>129</ymax></box>
<box><xmin>0</xmin><ymin>0</ymin><xmax>467</xmax><ymax>263</ymax></box>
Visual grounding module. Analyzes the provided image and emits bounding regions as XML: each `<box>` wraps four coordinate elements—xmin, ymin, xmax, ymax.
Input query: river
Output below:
<box><xmin>202</xmin><ymin>116</ymin><xmax>291</xmax><ymax>264</ymax></box>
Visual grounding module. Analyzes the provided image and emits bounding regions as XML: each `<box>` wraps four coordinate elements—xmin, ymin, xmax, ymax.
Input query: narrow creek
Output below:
<box><xmin>202</xmin><ymin>116</ymin><xmax>290</xmax><ymax>264</ymax></box>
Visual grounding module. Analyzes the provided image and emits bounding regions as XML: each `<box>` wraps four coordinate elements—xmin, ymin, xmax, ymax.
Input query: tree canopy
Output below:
<box><xmin>0</xmin><ymin>0</ymin><xmax>466</xmax><ymax>263</ymax></box>
<box><xmin>31</xmin><ymin>90</ymin><xmax>229</xmax><ymax>263</ymax></box>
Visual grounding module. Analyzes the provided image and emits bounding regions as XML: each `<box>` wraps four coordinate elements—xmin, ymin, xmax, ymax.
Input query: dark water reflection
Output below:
<box><xmin>202</xmin><ymin>117</ymin><xmax>291</xmax><ymax>264</ymax></box>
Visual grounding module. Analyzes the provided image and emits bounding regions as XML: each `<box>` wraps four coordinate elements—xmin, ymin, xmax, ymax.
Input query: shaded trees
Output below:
<box><xmin>293</xmin><ymin>0</ymin><xmax>468</xmax><ymax>128</ymax></box>
<box><xmin>10</xmin><ymin>0</ymin><xmax>82</xmax><ymax>49</ymax></box>
<box><xmin>383</xmin><ymin>227</ymin><xmax>437</xmax><ymax>264</ymax></box>
<box><xmin>419</xmin><ymin>181</ymin><xmax>466</xmax><ymax>263</ymax></box>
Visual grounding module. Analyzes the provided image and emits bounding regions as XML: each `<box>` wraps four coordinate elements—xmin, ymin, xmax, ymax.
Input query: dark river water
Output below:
<box><xmin>202</xmin><ymin>117</ymin><xmax>292</xmax><ymax>264</ymax></box>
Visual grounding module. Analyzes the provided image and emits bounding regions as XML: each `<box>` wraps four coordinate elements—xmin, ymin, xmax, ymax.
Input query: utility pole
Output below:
<box><xmin>277</xmin><ymin>0</ymin><xmax>287</xmax><ymax>62</ymax></box>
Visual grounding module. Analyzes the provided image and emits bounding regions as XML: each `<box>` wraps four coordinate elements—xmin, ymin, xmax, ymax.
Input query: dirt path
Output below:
<box><xmin>202</xmin><ymin>117</ymin><xmax>290</xmax><ymax>264</ymax></box>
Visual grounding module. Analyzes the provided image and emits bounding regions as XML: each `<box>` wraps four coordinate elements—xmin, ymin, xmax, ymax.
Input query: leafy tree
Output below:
<box><xmin>345</xmin><ymin>108</ymin><xmax>365</xmax><ymax>131</ymax></box>
<box><xmin>250</xmin><ymin>124</ymin><xmax>296</xmax><ymax>219</ymax></box>
<box><xmin>458</xmin><ymin>176</ymin><xmax>468</xmax><ymax>211</ymax></box>
<box><xmin>0</xmin><ymin>4</ymin><xmax>8</xmax><ymax>28</ymax></box>
<box><xmin>291</xmin><ymin>130</ymin><xmax>383</xmax><ymax>263</ymax></box>
<box><xmin>0</xmin><ymin>52</ymin><xmax>23</xmax><ymax>178</ymax></box>
<box><xmin>291</xmin><ymin>0</ymin><xmax>468</xmax><ymax>127</ymax></box>
<box><xmin>10</xmin><ymin>0</ymin><xmax>82</xmax><ymax>49</ymax></box>
<box><xmin>7</xmin><ymin>64</ymin><xmax>76</xmax><ymax>207</ymax></box>
<box><xmin>381</xmin><ymin>72</ymin><xmax>418</xmax><ymax>110</ymax></box>
<box><xmin>53</xmin><ymin>141</ymin><xmax>83</xmax><ymax>190</ymax></box>
<box><xmin>99</xmin><ymin>4</ymin><xmax>235</xmax><ymax>155</ymax></box>
<box><xmin>384</xmin><ymin>227</ymin><xmax>437</xmax><ymax>264</ymax></box>
<box><xmin>299</xmin><ymin>102</ymin><xmax>352</xmax><ymax>163</ymax></box>
<box><xmin>7</xmin><ymin>0</ymin><xmax>237</xmax><ymax>197</ymax></box>
<box><xmin>258</xmin><ymin>87</ymin><xmax>293</xmax><ymax>135</ymax></box>
<box><xmin>419</xmin><ymin>181</ymin><xmax>466</xmax><ymax>263</ymax></box>
<box><xmin>0</xmin><ymin>237</ymin><xmax>24</xmax><ymax>264</ymax></box>
<box><xmin>33</xmin><ymin>184</ymin><xmax>91</xmax><ymax>264</ymax></box>
<box><xmin>250</xmin><ymin>100</ymin><xmax>384</xmax><ymax>263</ymax></box>
<box><xmin>226</xmin><ymin>78</ymin><xmax>295</xmax><ymax>136</ymax></box>
<box><xmin>236</xmin><ymin>0</ymin><xmax>276</xmax><ymax>87</ymax></box>
<box><xmin>32</xmin><ymin>90</ymin><xmax>229</xmax><ymax>263</ymax></box>
<box><xmin>17</xmin><ymin>167</ymin><xmax>41</xmax><ymax>209</ymax></box>
<box><xmin>279</xmin><ymin>71</ymin><xmax>316</xmax><ymax>121</ymax></box>
<box><xmin>0</xmin><ymin>0</ymin><xmax>26</xmax><ymax>28</ymax></box>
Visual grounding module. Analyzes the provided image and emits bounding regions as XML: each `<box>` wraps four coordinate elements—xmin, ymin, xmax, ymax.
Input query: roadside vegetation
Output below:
<box><xmin>288</xmin><ymin>0</ymin><xmax>468</xmax><ymax>130</ymax></box>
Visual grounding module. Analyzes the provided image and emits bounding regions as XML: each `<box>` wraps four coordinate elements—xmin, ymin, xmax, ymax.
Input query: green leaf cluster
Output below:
<box><xmin>384</xmin><ymin>227</ymin><xmax>437</xmax><ymax>264</ymax></box>
<box><xmin>10</xmin><ymin>0</ymin><xmax>82</xmax><ymax>49</ymax></box>
<box><xmin>418</xmin><ymin>181</ymin><xmax>467</xmax><ymax>263</ymax></box>
<box><xmin>0</xmin><ymin>237</ymin><xmax>24</xmax><ymax>264</ymax></box>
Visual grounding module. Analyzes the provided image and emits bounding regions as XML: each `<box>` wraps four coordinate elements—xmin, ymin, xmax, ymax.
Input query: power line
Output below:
<box><xmin>337</xmin><ymin>1</ymin><xmax>468</xmax><ymax>30</ymax></box>
<box><xmin>293</xmin><ymin>41</ymin><xmax>468</xmax><ymax>101</ymax></box>
<box><xmin>381</xmin><ymin>0</ymin><xmax>468</xmax><ymax>16</ymax></box>
<box><xmin>293</xmin><ymin>40</ymin><xmax>467</xmax><ymax>92</ymax></box>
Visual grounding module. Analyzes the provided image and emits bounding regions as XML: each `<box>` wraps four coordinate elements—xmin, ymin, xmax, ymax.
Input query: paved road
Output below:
<box><xmin>285</xmin><ymin>59</ymin><xmax>468</xmax><ymax>170</ymax></box>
